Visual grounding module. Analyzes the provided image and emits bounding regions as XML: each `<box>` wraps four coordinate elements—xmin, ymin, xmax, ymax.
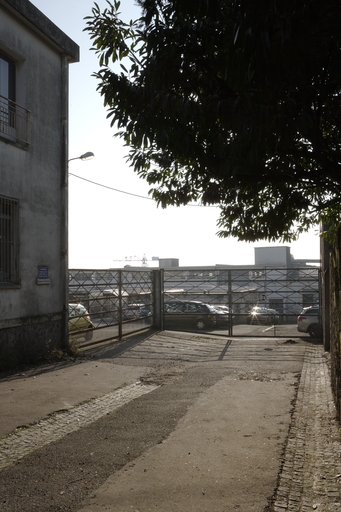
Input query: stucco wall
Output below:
<box><xmin>0</xmin><ymin>1</ymin><xmax>79</xmax><ymax>363</ymax></box>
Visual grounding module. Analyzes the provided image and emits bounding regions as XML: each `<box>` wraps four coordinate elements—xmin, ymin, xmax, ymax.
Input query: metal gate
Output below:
<box><xmin>163</xmin><ymin>266</ymin><xmax>320</xmax><ymax>338</ymax></box>
<box><xmin>68</xmin><ymin>266</ymin><xmax>320</xmax><ymax>345</ymax></box>
<box><xmin>68</xmin><ymin>268</ymin><xmax>154</xmax><ymax>346</ymax></box>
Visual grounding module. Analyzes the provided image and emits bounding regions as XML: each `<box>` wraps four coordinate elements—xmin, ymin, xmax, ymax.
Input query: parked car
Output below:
<box><xmin>68</xmin><ymin>303</ymin><xmax>94</xmax><ymax>341</ymax></box>
<box><xmin>122</xmin><ymin>304</ymin><xmax>151</xmax><ymax>321</ymax></box>
<box><xmin>164</xmin><ymin>300</ymin><xmax>217</xmax><ymax>330</ymax></box>
<box><xmin>139</xmin><ymin>306</ymin><xmax>152</xmax><ymax>323</ymax></box>
<box><xmin>297</xmin><ymin>306</ymin><xmax>321</xmax><ymax>337</ymax></box>
<box><xmin>246</xmin><ymin>306</ymin><xmax>280</xmax><ymax>325</ymax></box>
<box><xmin>211</xmin><ymin>305</ymin><xmax>234</xmax><ymax>329</ymax></box>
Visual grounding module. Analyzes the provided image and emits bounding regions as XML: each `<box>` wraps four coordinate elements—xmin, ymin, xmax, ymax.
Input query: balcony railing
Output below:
<box><xmin>0</xmin><ymin>94</ymin><xmax>31</xmax><ymax>145</ymax></box>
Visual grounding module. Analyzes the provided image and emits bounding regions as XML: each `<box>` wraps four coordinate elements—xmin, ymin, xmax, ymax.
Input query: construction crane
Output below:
<box><xmin>112</xmin><ymin>254</ymin><xmax>159</xmax><ymax>267</ymax></box>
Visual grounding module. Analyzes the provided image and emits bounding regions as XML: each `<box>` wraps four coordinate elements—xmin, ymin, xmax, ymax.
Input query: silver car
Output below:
<box><xmin>297</xmin><ymin>306</ymin><xmax>321</xmax><ymax>337</ymax></box>
<box><xmin>247</xmin><ymin>306</ymin><xmax>280</xmax><ymax>325</ymax></box>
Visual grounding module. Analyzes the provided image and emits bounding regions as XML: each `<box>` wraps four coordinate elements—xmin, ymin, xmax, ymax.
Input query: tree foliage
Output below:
<box><xmin>85</xmin><ymin>0</ymin><xmax>341</xmax><ymax>242</ymax></box>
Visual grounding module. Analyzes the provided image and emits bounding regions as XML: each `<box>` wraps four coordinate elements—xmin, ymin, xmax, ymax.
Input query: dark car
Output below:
<box><xmin>164</xmin><ymin>300</ymin><xmax>217</xmax><ymax>331</ymax></box>
<box><xmin>246</xmin><ymin>306</ymin><xmax>280</xmax><ymax>325</ymax></box>
<box><xmin>297</xmin><ymin>306</ymin><xmax>321</xmax><ymax>337</ymax></box>
<box><xmin>139</xmin><ymin>305</ymin><xmax>152</xmax><ymax>323</ymax></box>
<box><xmin>211</xmin><ymin>305</ymin><xmax>234</xmax><ymax>329</ymax></box>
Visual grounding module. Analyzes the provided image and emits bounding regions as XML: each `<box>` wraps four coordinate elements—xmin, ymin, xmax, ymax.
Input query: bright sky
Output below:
<box><xmin>32</xmin><ymin>0</ymin><xmax>320</xmax><ymax>269</ymax></box>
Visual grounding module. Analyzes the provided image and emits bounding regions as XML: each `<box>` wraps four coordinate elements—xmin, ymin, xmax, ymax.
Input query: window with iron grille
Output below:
<box><xmin>0</xmin><ymin>50</ymin><xmax>30</xmax><ymax>145</ymax></box>
<box><xmin>0</xmin><ymin>51</ymin><xmax>16</xmax><ymax>127</ymax></box>
<box><xmin>0</xmin><ymin>196</ymin><xmax>19</xmax><ymax>286</ymax></box>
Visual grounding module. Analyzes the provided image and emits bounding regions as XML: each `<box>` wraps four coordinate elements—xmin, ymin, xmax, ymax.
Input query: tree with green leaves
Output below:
<box><xmin>85</xmin><ymin>0</ymin><xmax>341</xmax><ymax>242</ymax></box>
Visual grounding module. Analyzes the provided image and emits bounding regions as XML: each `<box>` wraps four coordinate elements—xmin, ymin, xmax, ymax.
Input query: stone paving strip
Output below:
<box><xmin>0</xmin><ymin>381</ymin><xmax>159</xmax><ymax>471</ymax></box>
<box><xmin>273</xmin><ymin>345</ymin><xmax>341</xmax><ymax>512</ymax></box>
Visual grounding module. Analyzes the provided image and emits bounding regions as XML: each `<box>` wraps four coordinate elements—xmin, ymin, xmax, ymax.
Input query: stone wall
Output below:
<box><xmin>328</xmin><ymin>228</ymin><xmax>341</xmax><ymax>418</ymax></box>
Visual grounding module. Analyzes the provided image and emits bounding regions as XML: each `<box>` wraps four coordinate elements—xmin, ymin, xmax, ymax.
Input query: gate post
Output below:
<box><xmin>152</xmin><ymin>269</ymin><xmax>163</xmax><ymax>330</ymax></box>
<box><xmin>118</xmin><ymin>270</ymin><xmax>123</xmax><ymax>340</ymax></box>
<box><xmin>321</xmin><ymin>235</ymin><xmax>330</xmax><ymax>350</ymax></box>
<box><xmin>228</xmin><ymin>270</ymin><xmax>233</xmax><ymax>336</ymax></box>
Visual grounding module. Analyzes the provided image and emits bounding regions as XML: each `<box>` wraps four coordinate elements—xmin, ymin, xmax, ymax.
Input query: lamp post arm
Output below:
<box><xmin>68</xmin><ymin>152</ymin><xmax>94</xmax><ymax>163</ymax></box>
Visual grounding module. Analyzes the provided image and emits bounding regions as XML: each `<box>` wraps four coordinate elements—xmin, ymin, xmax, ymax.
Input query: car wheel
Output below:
<box><xmin>307</xmin><ymin>323</ymin><xmax>321</xmax><ymax>338</ymax></box>
<box><xmin>196</xmin><ymin>319</ymin><xmax>206</xmax><ymax>330</ymax></box>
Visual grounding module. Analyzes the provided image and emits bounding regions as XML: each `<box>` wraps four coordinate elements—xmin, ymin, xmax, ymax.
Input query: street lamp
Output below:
<box><xmin>68</xmin><ymin>151</ymin><xmax>94</xmax><ymax>162</ymax></box>
<box><xmin>63</xmin><ymin>150</ymin><xmax>94</xmax><ymax>348</ymax></box>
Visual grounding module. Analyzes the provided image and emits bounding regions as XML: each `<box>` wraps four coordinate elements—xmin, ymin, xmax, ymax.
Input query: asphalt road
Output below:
<box><xmin>80</xmin><ymin>319</ymin><xmax>306</xmax><ymax>348</ymax></box>
<box><xmin>1</xmin><ymin>331</ymin><xmax>308</xmax><ymax>511</ymax></box>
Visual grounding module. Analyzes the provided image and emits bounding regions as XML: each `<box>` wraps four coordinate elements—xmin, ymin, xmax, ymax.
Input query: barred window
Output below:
<box><xmin>0</xmin><ymin>196</ymin><xmax>19</xmax><ymax>286</ymax></box>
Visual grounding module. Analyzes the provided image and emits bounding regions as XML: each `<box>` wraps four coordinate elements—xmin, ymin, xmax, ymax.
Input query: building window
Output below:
<box><xmin>0</xmin><ymin>196</ymin><xmax>19</xmax><ymax>286</ymax></box>
<box><xmin>0</xmin><ymin>51</ymin><xmax>30</xmax><ymax>145</ymax></box>
<box><xmin>0</xmin><ymin>52</ymin><xmax>16</xmax><ymax>126</ymax></box>
<box><xmin>0</xmin><ymin>52</ymin><xmax>15</xmax><ymax>98</ymax></box>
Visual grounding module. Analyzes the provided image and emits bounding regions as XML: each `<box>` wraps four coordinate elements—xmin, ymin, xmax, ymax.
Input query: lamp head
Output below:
<box><xmin>80</xmin><ymin>152</ymin><xmax>94</xmax><ymax>161</ymax></box>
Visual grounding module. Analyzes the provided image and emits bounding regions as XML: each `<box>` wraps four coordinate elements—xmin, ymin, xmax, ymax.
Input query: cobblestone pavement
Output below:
<box><xmin>272</xmin><ymin>345</ymin><xmax>341</xmax><ymax>512</ymax></box>
<box><xmin>0</xmin><ymin>381</ymin><xmax>159</xmax><ymax>471</ymax></box>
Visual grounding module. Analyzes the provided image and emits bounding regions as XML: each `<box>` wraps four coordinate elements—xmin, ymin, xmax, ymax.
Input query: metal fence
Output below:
<box><xmin>163</xmin><ymin>266</ymin><xmax>320</xmax><ymax>337</ymax></box>
<box><xmin>69</xmin><ymin>269</ymin><xmax>155</xmax><ymax>346</ymax></box>
<box><xmin>69</xmin><ymin>266</ymin><xmax>320</xmax><ymax>345</ymax></box>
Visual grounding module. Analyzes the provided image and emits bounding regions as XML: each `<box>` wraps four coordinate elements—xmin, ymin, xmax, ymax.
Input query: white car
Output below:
<box><xmin>68</xmin><ymin>303</ymin><xmax>94</xmax><ymax>341</ymax></box>
<box><xmin>297</xmin><ymin>306</ymin><xmax>321</xmax><ymax>337</ymax></box>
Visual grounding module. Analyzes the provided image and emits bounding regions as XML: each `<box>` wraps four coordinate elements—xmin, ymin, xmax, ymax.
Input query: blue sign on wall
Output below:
<box><xmin>37</xmin><ymin>266</ymin><xmax>50</xmax><ymax>284</ymax></box>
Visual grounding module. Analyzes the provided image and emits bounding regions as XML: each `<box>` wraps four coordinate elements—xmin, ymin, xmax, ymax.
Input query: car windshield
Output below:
<box><xmin>69</xmin><ymin>304</ymin><xmax>87</xmax><ymax>316</ymax></box>
<box><xmin>302</xmin><ymin>307</ymin><xmax>319</xmax><ymax>315</ymax></box>
<box><xmin>204</xmin><ymin>305</ymin><xmax>216</xmax><ymax>313</ymax></box>
<box><xmin>165</xmin><ymin>303</ymin><xmax>184</xmax><ymax>313</ymax></box>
